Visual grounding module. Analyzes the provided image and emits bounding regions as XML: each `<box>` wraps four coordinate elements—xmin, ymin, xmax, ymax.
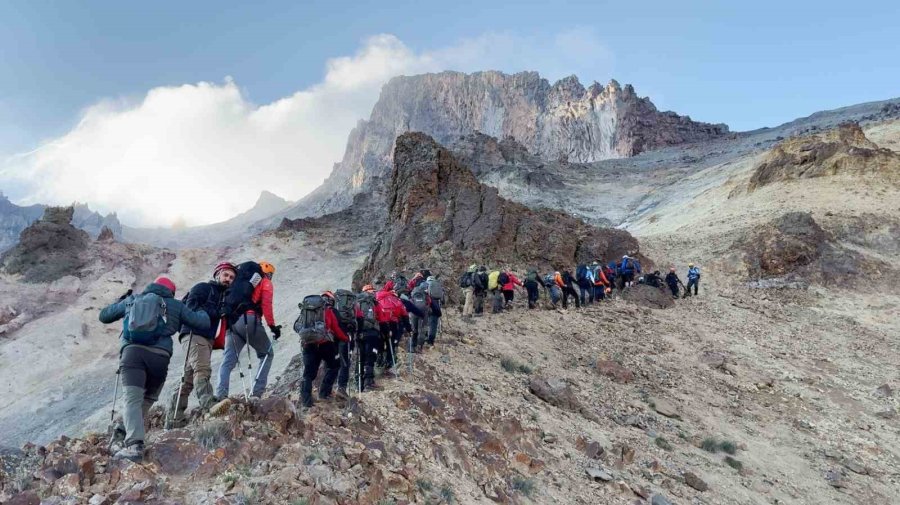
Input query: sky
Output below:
<box><xmin>1</xmin><ymin>0</ymin><xmax>898</xmax><ymax>226</ymax></box>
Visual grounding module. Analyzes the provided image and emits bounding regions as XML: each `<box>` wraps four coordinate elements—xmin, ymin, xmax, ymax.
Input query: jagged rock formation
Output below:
<box><xmin>1</xmin><ymin>207</ymin><xmax>90</xmax><ymax>283</ymax></box>
<box><xmin>96</xmin><ymin>226</ymin><xmax>115</xmax><ymax>242</ymax></box>
<box><xmin>353</xmin><ymin>132</ymin><xmax>642</xmax><ymax>290</ymax></box>
<box><xmin>299</xmin><ymin>71</ymin><xmax>728</xmax><ymax>215</ymax></box>
<box><xmin>748</xmin><ymin>122</ymin><xmax>900</xmax><ymax>191</ymax></box>
<box><xmin>0</xmin><ymin>195</ymin><xmax>121</xmax><ymax>252</ymax></box>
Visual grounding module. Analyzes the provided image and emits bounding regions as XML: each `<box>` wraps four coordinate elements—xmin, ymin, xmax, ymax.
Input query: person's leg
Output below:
<box><xmin>300</xmin><ymin>345</ymin><xmax>322</xmax><ymax>408</ymax></box>
<box><xmin>215</xmin><ymin>329</ymin><xmax>246</xmax><ymax>399</ymax></box>
<box><xmin>244</xmin><ymin>315</ymin><xmax>274</xmax><ymax>397</ymax></box>
<box><xmin>170</xmin><ymin>336</ymin><xmax>195</xmax><ymax>423</ymax></box>
<box><xmin>362</xmin><ymin>330</ymin><xmax>379</xmax><ymax>390</ymax></box>
<box><xmin>463</xmin><ymin>287</ymin><xmax>474</xmax><ymax>317</ymax></box>
<box><xmin>192</xmin><ymin>338</ymin><xmax>215</xmax><ymax>409</ymax></box>
<box><xmin>337</xmin><ymin>340</ymin><xmax>350</xmax><ymax>393</ymax></box>
<box><xmin>694</xmin><ymin>279</ymin><xmax>699</xmax><ymax>295</ymax></box>
<box><xmin>474</xmin><ymin>292</ymin><xmax>484</xmax><ymax>314</ymax></box>
<box><xmin>319</xmin><ymin>343</ymin><xmax>341</xmax><ymax>399</ymax></box>
<box><xmin>119</xmin><ymin>347</ymin><xmax>148</xmax><ymax>449</ymax></box>
<box><xmin>141</xmin><ymin>351</ymin><xmax>170</xmax><ymax>432</ymax></box>
<box><xmin>410</xmin><ymin>314</ymin><xmax>421</xmax><ymax>349</ymax></box>
<box><xmin>428</xmin><ymin>301</ymin><xmax>440</xmax><ymax>345</ymax></box>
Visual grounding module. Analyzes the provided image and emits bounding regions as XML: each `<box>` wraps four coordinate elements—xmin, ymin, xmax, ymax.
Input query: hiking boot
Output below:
<box><xmin>334</xmin><ymin>390</ymin><xmax>349</xmax><ymax>401</ymax></box>
<box><xmin>363</xmin><ymin>382</ymin><xmax>382</xmax><ymax>392</ymax></box>
<box><xmin>113</xmin><ymin>443</ymin><xmax>145</xmax><ymax>463</ymax></box>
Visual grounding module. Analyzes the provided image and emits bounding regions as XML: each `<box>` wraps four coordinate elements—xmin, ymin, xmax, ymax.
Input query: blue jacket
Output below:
<box><xmin>688</xmin><ymin>266</ymin><xmax>701</xmax><ymax>281</ymax></box>
<box><xmin>99</xmin><ymin>282</ymin><xmax>210</xmax><ymax>356</ymax></box>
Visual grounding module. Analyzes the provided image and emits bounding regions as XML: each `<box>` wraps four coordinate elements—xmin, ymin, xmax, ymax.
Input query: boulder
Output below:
<box><xmin>595</xmin><ymin>360</ymin><xmax>635</xmax><ymax>383</ymax></box>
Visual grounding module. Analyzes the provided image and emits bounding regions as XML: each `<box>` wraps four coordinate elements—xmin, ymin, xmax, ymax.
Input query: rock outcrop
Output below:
<box><xmin>0</xmin><ymin>195</ymin><xmax>121</xmax><ymax>253</ymax></box>
<box><xmin>300</xmin><ymin>71</ymin><xmax>728</xmax><ymax>214</ymax></box>
<box><xmin>748</xmin><ymin>122</ymin><xmax>900</xmax><ymax>191</ymax></box>
<box><xmin>352</xmin><ymin>132</ymin><xmax>642</xmax><ymax>291</ymax></box>
<box><xmin>1</xmin><ymin>207</ymin><xmax>90</xmax><ymax>283</ymax></box>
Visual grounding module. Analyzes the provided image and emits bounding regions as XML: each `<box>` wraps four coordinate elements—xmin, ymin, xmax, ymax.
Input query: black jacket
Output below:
<box><xmin>665</xmin><ymin>272</ymin><xmax>681</xmax><ymax>286</ymax></box>
<box><xmin>473</xmin><ymin>271</ymin><xmax>489</xmax><ymax>293</ymax></box>
<box><xmin>180</xmin><ymin>281</ymin><xmax>227</xmax><ymax>339</ymax></box>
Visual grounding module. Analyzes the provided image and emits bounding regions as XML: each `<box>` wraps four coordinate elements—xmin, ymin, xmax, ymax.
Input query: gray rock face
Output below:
<box><xmin>300</xmin><ymin>71</ymin><xmax>728</xmax><ymax>214</ymax></box>
<box><xmin>0</xmin><ymin>195</ymin><xmax>121</xmax><ymax>252</ymax></box>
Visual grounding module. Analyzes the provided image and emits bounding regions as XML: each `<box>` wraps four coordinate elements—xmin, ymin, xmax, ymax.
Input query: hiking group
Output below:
<box><xmin>98</xmin><ymin>263</ymin><xmax>444</xmax><ymax>463</ymax></box>
<box><xmin>459</xmin><ymin>256</ymin><xmax>701</xmax><ymax>318</ymax></box>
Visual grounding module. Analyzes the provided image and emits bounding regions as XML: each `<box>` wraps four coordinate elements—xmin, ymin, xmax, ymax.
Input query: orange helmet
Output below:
<box><xmin>259</xmin><ymin>261</ymin><xmax>275</xmax><ymax>275</ymax></box>
<box><xmin>362</xmin><ymin>284</ymin><xmax>375</xmax><ymax>293</ymax></box>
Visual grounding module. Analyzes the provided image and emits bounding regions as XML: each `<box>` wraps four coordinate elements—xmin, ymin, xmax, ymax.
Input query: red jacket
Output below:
<box><xmin>250</xmin><ymin>276</ymin><xmax>276</xmax><ymax>326</ymax></box>
<box><xmin>376</xmin><ymin>287</ymin><xmax>406</xmax><ymax>322</ymax></box>
<box><xmin>502</xmin><ymin>273</ymin><xmax>522</xmax><ymax>291</ymax></box>
<box><xmin>324</xmin><ymin>307</ymin><xmax>349</xmax><ymax>342</ymax></box>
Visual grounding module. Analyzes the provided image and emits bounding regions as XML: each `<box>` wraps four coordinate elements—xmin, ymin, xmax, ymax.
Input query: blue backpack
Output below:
<box><xmin>124</xmin><ymin>293</ymin><xmax>167</xmax><ymax>345</ymax></box>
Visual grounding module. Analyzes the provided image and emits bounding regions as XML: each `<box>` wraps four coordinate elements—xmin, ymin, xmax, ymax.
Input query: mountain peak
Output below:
<box><xmin>255</xmin><ymin>190</ymin><xmax>288</xmax><ymax>207</ymax></box>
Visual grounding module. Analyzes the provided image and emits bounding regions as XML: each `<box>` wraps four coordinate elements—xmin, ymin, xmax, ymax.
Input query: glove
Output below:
<box><xmin>269</xmin><ymin>325</ymin><xmax>282</xmax><ymax>340</ymax></box>
<box><xmin>117</xmin><ymin>289</ymin><xmax>133</xmax><ymax>301</ymax></box>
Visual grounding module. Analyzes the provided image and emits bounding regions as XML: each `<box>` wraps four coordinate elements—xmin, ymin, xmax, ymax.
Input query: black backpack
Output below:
<box><xmin>526</xmin><ymin>270</ymin><xmax>538</xmax><ymax>283</ymax></box>
<box><xmin>474</xmin><ymin>272</ymin><xmax>487</xmax><ymax>291</ymax></box>
<box><xmin>222</xmin><ymin>261</ymin><xmax>263</xmax><ymax>325</ymax></box>
<box><xmin>293</xmin><ymin>295</ymin><xmax>330</xmax><ymax>345</ymax></box>
<box><xmin>394</xmin><ymin>274</ymin><xmax>410</xmax><ymax>296</ymax></box>
<box><xmin>459</xmin><ymin>271</ymin><xmax>473</xmax><ymax>288</ymax></box>
<box><xmin>334</xmin><ymin>289</ymin><xmax>357</xmax><ymax>329</ymax></box>
<box><xmin>356</xmin><ymin>292</ymin><xmax>379</xmax><ymax>331</ymax></box>
<box><xmin>498</xmin><ymin>272</ymin><xmax>510</xmax><ymax>286</ymax></box>
<box><xmin>411</xmin><ymin>282</ymin><xmax>429</xmax><ymax>309</ymax></box>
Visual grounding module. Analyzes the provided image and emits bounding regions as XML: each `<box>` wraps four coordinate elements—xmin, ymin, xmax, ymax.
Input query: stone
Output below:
<box><xmin>586</xmin><ymin>468</ymin><xmax>614</xmax><ymax>482</ymax></box>
<box><xmin>875</xmin><ymin>408</ymin><xmax>896</xmax><ymax>419</ymax></box>
<box><xmin>874</xmin><ymin>384</ymin><xmax>893</xmax><ymax>398</ymax></box>
<box><xmin>88</xmin><ymin>495</ymin><xmax>112</xmax><ymax>505</ymax></box>
<box><xmin>528</xmin><ymin>377</ymin><xmax>584</xmax><ymax>413</ymax></box>
<box><xmin>575</xmin><ymin>436</ymin><xmax>604</xmax><ymax>459</ymax></box>
<box><xmin>209</xmin><ymin>398</ymin><xmax>233</xmax><ymax>417</ymax></box>
<box><xmin>4</xmin><ymin>492</ymin><xmax>41</xmax><ymax>505</ymax></box>
<box><xmin>699</xmin><ymin>351</ymin><xmax>727</xmax><ymax>369</ymax></box>
<box><xmin>683</xmin><ymin>471</ymin><xmax>708</xmax><ymax>492</ymax></box>
<box><xmin>825</xmin><ymin>469</ymin><xmax>846</xmax><ymax>488</ymax></box>
<box><xmin>146</xmin><ymin>430</ymin><xmax>206</xmax><ymax>475</ymax></box>
<box><xmin>651</xmin><ymin>494</ymin><xmax>673</xmax><ymax>505</ymax></box>
<box><xmin>650</xmin><ymin>398</ymin><xmax>680</xmax><ymax>419</ymax></box>
<box><xmin>595</xmin><ymin>360</ymin><xmax>634</xmax><ymax>383</ymax></box>
<box><xmin>842</xmin><ymin>459</ymin><xmax>869</xmax><ymax>475</ymax></box>
<box><xmin>55</xmin><ymin>473</ymin><xmax>81</xmax><ymax>496</ymax></box>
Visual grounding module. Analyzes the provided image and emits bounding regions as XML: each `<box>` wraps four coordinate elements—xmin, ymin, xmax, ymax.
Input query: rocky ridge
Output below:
<box><xmin>353</xmin><ymin>132</ymin><xmax>643</xmax><ymax>292</ymax></box>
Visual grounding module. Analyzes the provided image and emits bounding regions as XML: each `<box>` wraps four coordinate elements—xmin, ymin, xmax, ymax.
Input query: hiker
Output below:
<box><xmin>425</xmin><ymin>275</ymin><xmax>444</xmax><ymax>345</ymax></box>
<box><xmin>665</xmin><ymin>267</ymin><xmax>681</xmax><ymax>298</ymax></box>
<box><xmin>605</xmin><ymin>261</ymin><xmax>618</xmax><ymax>291</ymax></box>
<box><xmin>620</xmin><ymin>255</ymin><xmax>636</xmax><ymax>288</ymax></box>
<box><xmin>99</xmin><ymin>276</ymin><xmax>210</xmax><ymax>462</ymax></box>
<box><xmin>546</xmin><ymin>272</ymin><xmax>562</xmax><ymax>308</ymax></box>
<box><xmin>575</xmin><ymin>263</ymin><xmax>594</xmax><ymax>305</ymax></box>
<box><xmin>686</xmin><ymin>263</ymin><xmax>701</xmax><ymax>296</ymax></box>
<box><xmin>216</xmin><ymin>261</ymin><xmax>280</xmax><ymax>400</ymax></box>
<box><xmin>392</xmin><ymin>271</ymin><xmax>411</xmax><ymax>298</ymax></box>
<box><xmin>406</xmin><ymin>283</ymin><xmax>430</xmax><ymax>352</ymax></box>
<box><xmin>592</xmin><ymin>261</ymin><xmax>610</xmax><ymax>301</ymax></box>
<box><xmin>297</xmin><ymin>291</ymin><xmax>349</xmax><ymax>408</ymax></box>
<box><xmin>333</xmin><ymin>289</ymin><xmax>360</xmax><ymax>399</ymax></box>
<box><xmin>460</xmin><ymin>264</ymin><xmax>477</xmax><ymax>319</ymax></box>
<box><xmin>500</xmin><ymin>270</ymin><xmax>522</xmax><ymax>309</ymax></box>
<box><xmin>473</xmin><ymin>266</ymin><xmax>488</xmax><ymax>315</ymax></box>
<box><xmin>168</xmin><ymin>262</ymin><xmax>236</xmax><ymax>428</ymax></box>
<box><xmin>487</xmin><ymin>269</ymin><xmax>502</xmax><ymax>313</ymax></box>
<box><xmin>407</xmin><ymin>271</ymin><xmax>425</xmax><ymax>292</ymax></box>
<box><xmin>523</xmin><ymin>269</ymin><xmax>543</xmax><ymax>309</ymax></box>
<box><xmin>357</xmin><ymin>285</ymin><xmax>385</xmax><ymax>391</ymax></box>
<box><xmin>560</xmin><ymin>269</ymin><xmax>581</xmax><ymax>309</ymax></box>
<box><xmin>376</xmin><ymin>281</ymin><xmax>406</xmax><ymax>372</ymax></box>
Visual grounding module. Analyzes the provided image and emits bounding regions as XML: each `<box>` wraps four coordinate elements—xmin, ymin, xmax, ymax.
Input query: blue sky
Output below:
<box><xmin>1</xmin><ymin>0</ymin><xmax>898</xmax><ymax>225</ymax></box>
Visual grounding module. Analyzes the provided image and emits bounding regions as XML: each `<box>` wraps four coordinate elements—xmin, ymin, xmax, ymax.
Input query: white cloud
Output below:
<box><xmin>0</xmin><ymin>29</ymin><xmax>613</xmax><ymax>227</ymax></box>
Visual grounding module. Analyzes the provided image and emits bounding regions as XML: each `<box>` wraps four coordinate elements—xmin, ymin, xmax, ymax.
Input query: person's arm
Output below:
<box><xmin>259</xmin><ymin>279</ymin><xmax>276</xmax><ymax>326</ymax></box>
<box><xmin>179</xmin><ymin>301</ymin><xmax>211</xmax><ymax>331</ymax></box>
<box><xmin>99</xmin><ymin>299</ymin><xmax>127</xmax><ymax>324</ymax></box>
<box><xmin>325</xmin><ymin>309</ymin><xmax>349</xmax><ymax>342</ymax></box>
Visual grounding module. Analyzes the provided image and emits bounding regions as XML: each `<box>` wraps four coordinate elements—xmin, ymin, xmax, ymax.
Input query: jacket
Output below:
<box><xmin>665</xmin><ymin>272</ymin><xmax>681</xmax><ymax>286</ymax></box>
<box><xmin>100</xmin><ymin>282</ymin><xmax>210</xmax><ymax>356</ymax></box>
<box><xmin>501</xmin><ymin>273</ymin><xmax>522</xmax><ymax>292</ymax></box>
<box><xmin>324</xmin><ymin>307</ymin><xmax>350</xmax><ymax>343</ymax></box>
<box><xmin>688</xmin><ymin>266</ymin><xmax>701</xmax><ymax>280</ymax></box>
<box><xmin>180</xmin><ymin>280</ymin><xmax>227</xmax><ymax>339</ymax></box>
<box><xmin>400</xmin><ymin>298</ymin><xmax>426</xmax><ymax>318</ymax></box>
<box><xmin>554</xmin><ymin>272</ymin><xmax>564</xmax><ymax>288</ymax></box>
<box><xmin>249</xmin><ymin>276</ymin><xmax>276</xmax><ymax>326</ymax></box>
<box><xmin>473</xmin><ymin>271</ymin><xmax>488</xmax><ymax>293</ymax></box>
<box><xmin>592</xmin><ymin>267</ymin><xmax>609</xmax><ymax>286</ymax></box>
<box><xmin>561</xmin><ymin>271</ymin><xmax>577</xmax><ymax>288</ymax></box>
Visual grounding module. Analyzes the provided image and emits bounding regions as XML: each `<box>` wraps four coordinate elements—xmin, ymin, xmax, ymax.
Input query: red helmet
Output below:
<box><xmin>322</xmin><ymin>290</ymin><xmax>335</xmax><ymax>300</ymax></box>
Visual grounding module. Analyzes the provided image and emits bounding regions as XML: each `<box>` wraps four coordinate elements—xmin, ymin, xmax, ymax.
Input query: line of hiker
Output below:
<box><xmin>293</xmin><ymin>270</ymin><xmax>445</xmax><ymax>409</ymax></box>
<box><xmin>459</xmin><ymin>257</ymin><xmax>701</xmax><ymax>318</ymax></box>
<box><xmin>99</xmin><ymin>260</ymin><xmax>282</xmax><ymax>463</ymax></box>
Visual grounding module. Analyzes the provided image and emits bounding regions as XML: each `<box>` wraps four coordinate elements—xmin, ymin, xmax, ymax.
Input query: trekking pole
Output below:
<box><xmin>407</xmin><ymin>327</ymin><xmax>413</xmax><ymax>374</ymax></box>
<box><xmin>254</xmin><ymin>339</ymin><xmax>274</xmax><ymax>385</ymax></box>
<box><xmin>357</xmin><ymin>339</ymin><xmax>363</xmax><ymax>394</ymax></box>
<box><xmin>388</xmin><ymin>331</ymin><xmax>397</xmax><ymax>372</ymax></box>
<box><xmin>168</xmin><ymin>332</ymin><xmax>195</xmax><ymax>429</ymax></box>
<box><xmin>227</xmin><ymin>333</ymin><xmax>250</xmax><ymax>401</ymax></box>
<box><xmin>107</xmin><ymin>365</ymin><xmax>121</xmax><ymax>451</ymax></box>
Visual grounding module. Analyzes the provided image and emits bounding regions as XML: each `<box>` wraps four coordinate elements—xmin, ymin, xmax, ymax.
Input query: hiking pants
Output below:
<box><xmin>410</xmin><ymin>306</ymin><xmax>427</xmax><ymax>348</ymax></box>
<box><xmin>337</xmin><ymin>340</ymin><xmax>351</xmax><ymax>392</ymax></box>
<box><xmin>427</xmin><ymin>300</ymin><xmax>441</xmax><ymax>344</ymax></box>
<box><xmin>474</xmin><ymin>290</ymin><xmax>485</xmax><ymax>314</ymax></box>
<box><xmin>216</xmin><ymin>314</ymin><xmax>274</xmax><ymax>399</ymax></box>
<box><xmin>120</xmin><ymin>345</ymin><xmax>170</xmax><ymax>448</ymax></box>
<box><xmin>300</xmin><ymin>342</ymin><xmax>340</xmax><ymax>407</ymax></box>
<box><xmin>171</xmin><ymin>334</ymin><xmax>215</xmax><ymax>420</ymax></box>
<box><xmin>491</xmin><ymin>290</ymin><xmax>504</xmax><ymax>313</ymax></box>
<box><xmin>379</xmin><ymin>322</ymin><xmax>400</xmax><ymax>368</ymax></box>
<box><xmin>462</xmin><ymin>287</ymin><xmax>474</xmax><ymax>317</ymax></box>
<box><xmin>502</xmin><ymin>289</ymin><xmax>514</xmax><ymax>304</ymax></box>
<box><xmin>578</xmin><ymin>283</ymin><xmax>592</xmax><ymax>305</ymax></box>
<box><xmin>547</xmin><ymin>285</ymin><xmax>561</xmax><ymax>306</ymax></box>
<box><xmin>687</xmin><ymin>278</ymin><xmax>699</xmax><ymax>295</ymax></box>
<box><xmin>593</xmin><ymin>285</ymin><xmax>606</xmax><ymax>301</ymax></box>
<box><xmin>358</xmin><ymin>328</ymin><xmax>380</xmax><ymax>390</ymax></box>
<box><xmin>668</xmin><ymin>282</ymin><xmax>679</xmax><ymax>297</ymax></box>
<box><xmin>524</xmin><ymin>281</ymin><xmax>539</xmax><ymax>308</ymax></box>
<box><xmin>561</xmin><ymin>286</ymin><xmax>580</xmax><ymax>309</ymax></box>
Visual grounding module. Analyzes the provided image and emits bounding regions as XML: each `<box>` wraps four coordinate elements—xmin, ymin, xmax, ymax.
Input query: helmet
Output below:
<box><xmin>670</xmin><ymin>267</ymin><xmax>676</xmax><ymax>272</ymax></box>
<box><xmin>259</xmin><ymin>261</ymin><xmax>275</xmax><ymax>275</ymax></box>
<box><xmin>322</xmin><ymin>291</ymin><xmax>335</xmax><ymax>304</ymax></box>
<box><xmin>623</xmin><ymin>255</ymin><xmax>629</xmax><ymax>260</ymax></box>
<box><xmin>213</xmin><ymin>261</ymin><xmax>236</xmax><ymax>277</ymax></box>
<box><xmin>362</xmin><ymin>284</ymin><xmax>375</xmax><ymax>293</ymax></box>
<box><xmin>688</xmin><ymin>263</ymin><xmax>694</xmax><ymax>267</ymax></box>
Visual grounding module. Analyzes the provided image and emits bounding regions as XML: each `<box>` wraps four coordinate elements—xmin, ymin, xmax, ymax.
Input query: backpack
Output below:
<box><xmin>576</xmin><ymin>264</ymin><xmax>588</xmax><ymax>282</ymax></box>
<box><xmin>293</xmin><ymin>295</ymin><xmax>331</xmax><ymax>345</ymax></box>
<box><xmin>459</xmin><ymin>271</ymin><xmax>473</xmax><ymax>288</ymax></box>
<box><xmin>526</xmin><ymin>270</ymin><xmax>538</xmax><ymax>283</ymax></box>
<box><xmin>393</xmin><ymin>274</ymin><xmax>410</xmax><ymax>295</ymax></box>
<box><xmin>334</xmin><ymin>289</ymin><xmax>357</xmax><ymax>328</ymax></box>
<box><xmin>543</xmin><ymin>273</ymin><xmax>554</xmax><ymax>286</ymax></box>
<box><xmin>473</xmin><ymin>272</ymin><xmax>487</xmax><ymax>291</ymax></box>
<box><xmin>488</xmin><ymin>271</ymin><xmax>500</xmax><ymax>290</ymax></box>
<box><xmin>124</xmin><ymin>293</ymin><xmax>167</xmax><ymax>345</ymax></box>
<box><xmin>356</xmin><ymin>292</ymin><xmax>379</xmax><ymax>331</ymax></box>
<box><xmin>427</xmin><ymin>278</ymin><xmax>444</xmax><ymax>300</ymax></box>
<box><xmin>411</xmin><ymin>282</ymin><xmax>429</xmax><ymax>306</ymax></box>
<box><xmin>498</xmin><ymin>272</ymin><xmax>510</xmax><ymax>286</ymax></box>
<box><xmin>222</xmin><ymin>261</ymin><xmax>263</xmax><ymax>324</ymax></box>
